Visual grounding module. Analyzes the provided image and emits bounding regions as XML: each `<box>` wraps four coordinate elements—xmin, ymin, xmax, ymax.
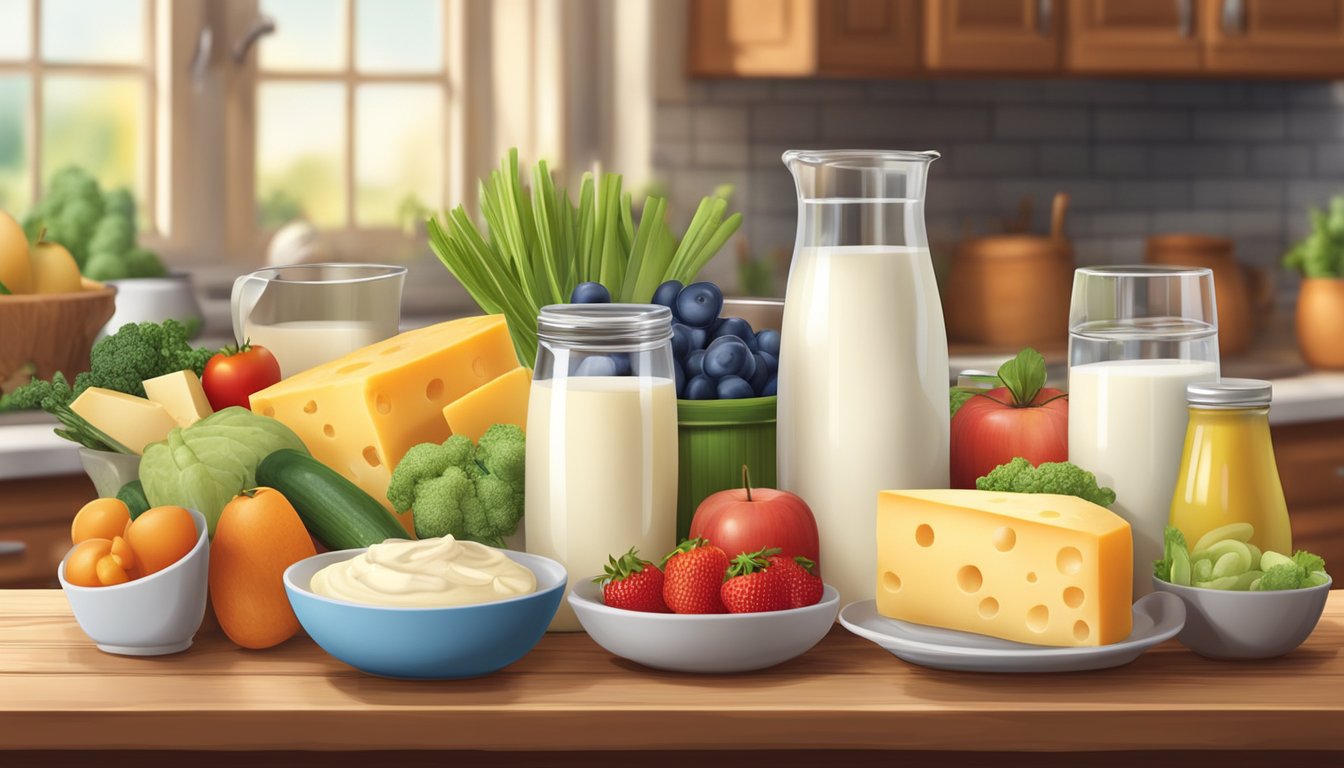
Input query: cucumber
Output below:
<box><xmin>116</xmin><ymin>480</ymin><xmax>151</xmax><ymax>519</ymax></box>
<box><xmin>255</xmin><ymin>449</ymin><xmax>407</xmax><ymax>550</ymax></box>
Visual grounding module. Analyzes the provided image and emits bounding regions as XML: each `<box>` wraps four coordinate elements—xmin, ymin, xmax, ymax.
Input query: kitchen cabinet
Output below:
<box><xmin>1202</xmin><ymin>0</ymin><xmax>1344</xmax><ymax>77</ymax></box>
<box><xmin>923</xmin><ymin>0</ymin><xmax>1061</xmax><ymax>72</ymax></box>
<box><xmin>1066</xmin><ymin>0</ymin><xmax>1203</xmax><ymax>74</ymax></box>
<box><xmin>0</xmin><ymin>474</ymin><xmax>95</xmax><ymax>589</ymax></box>
<box><xmin>818</xmin><ymin>0</ymin><xmax>922</xmax><ymax>75</ymax></box>
<box><xmin>1274</xmin><ymin>418</ymin><xmax>1344</xmax><ymax>570</ymax></box>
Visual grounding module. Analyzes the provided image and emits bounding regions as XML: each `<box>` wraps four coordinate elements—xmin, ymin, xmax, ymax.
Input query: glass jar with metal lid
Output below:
<box><xmin>1168</xmin><ymin>378</ymin><xmax>1292</xmax><ymax>572</ymax></box>
<box><xmin>525</xmin><ymin>304</ymin><xmax>678</xmax><ymax>631</ymax></box>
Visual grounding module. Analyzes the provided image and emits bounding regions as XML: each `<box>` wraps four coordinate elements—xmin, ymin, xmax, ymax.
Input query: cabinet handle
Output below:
<box><xmin>1334</xmin><ymin>465</ymin><xmax>1344</xmax><ymax>479</ymax></box>
<box><xmin>1177</xmin><ymin>0</ymin><xmax>1194</xmax><ymax>38</ymax></box>
<box><xmin>0</xmin><ymin>541</ymin><xmax>25</xmax><ymax>559</ymax></box>
<box><xmin>1037</xmin><ymin>0</ymin><xmax>1052</xmax><ymax>37</ymax></box>
<box><xmin>1221</xmin><ymin>0</ymin><xmax>1245</xmax><ymax>37</ymax></box>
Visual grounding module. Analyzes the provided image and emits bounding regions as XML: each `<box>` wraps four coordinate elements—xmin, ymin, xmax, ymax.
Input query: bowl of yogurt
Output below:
<box><xmin>283</xmin><ymin>536</ymin><xmax>566</xmax><ymax>679</ymax></box>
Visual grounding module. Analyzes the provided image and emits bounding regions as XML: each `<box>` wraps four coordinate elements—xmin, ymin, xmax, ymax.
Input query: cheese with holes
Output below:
<box><xmin>248</xmin><ymin>316</ymin><xmax>519</xmax><ymax>531</ymax></box>
<box><xmin>876</xmin><ymin>489</ymin><xmax>1132</xmax><ymax>647</ymax></box>
<box><xmin>442</xmin><ymin>366</ymin><xmax>531</xmax><ymax>443</ymax></box>
<box><xmin>70</xmin><ymin>387</ymin><xmax>178</xmax><ymax>455</ymax></box>
<box><xmin>143</xmin><ymin>370</ymin><xmax>213</xmax><ymax>427</ymax></box>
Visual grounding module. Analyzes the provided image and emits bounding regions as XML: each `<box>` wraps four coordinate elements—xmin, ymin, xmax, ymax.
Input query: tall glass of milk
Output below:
<box><xmin>526</xmin><ymin>304</ymin><xmax>678</xmax><ymax>631</ymax></box>
<box><xmin>777</xmin><ymin>150</ymin><xmax>949</xmax><ymax>606</ymax></box>
<box><xmin>1067</xmin><ymin>266</ymin><xmax>1219</xmax><ymax>596</ymax></box>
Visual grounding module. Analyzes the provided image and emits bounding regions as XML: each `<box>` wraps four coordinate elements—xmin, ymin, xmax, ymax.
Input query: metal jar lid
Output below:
<box><xmin>1186</xmin><ymin>378</ymin><xmax>1272</xmax><ymax>408</ymax></box>
<box><xmin>537</xmin><ymin>304</ymin><xmax>673</xmax><ymax>349</ymax></box>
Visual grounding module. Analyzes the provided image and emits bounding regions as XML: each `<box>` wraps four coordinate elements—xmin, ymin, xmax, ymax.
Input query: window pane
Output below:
<box><xmin>355</xmin><ymin>0</ymin><xmax>441</xmax><ymax>73</ymax></box>
<box><xmin>0</xmin><ymin>0</ymin><xmax>31</xmax><ymax>60</ymax></box>
<box><xmin>0</xmin><ymin>76</ymin><xmax>30</xmax><ymax>212</ymax></box>
<box><xmin>355</xmin><ymin>84</ymin><xmax>441</xmax><ymax>226</ymax></box>
<box><xmin>257</xmin><ymin>81</ymin><xmax>345</xmax><ymax>228</ymax></box>
<box><xmin>42</xmin><ymin>75</ymin><xmax>144</xmax><ymax>200</ymax></box>
<box><xmin>41</xmin><ymin>0</ymin><xmax>144</xmax><ymax>64</ymax></box>
<box><xmin>260</xmin><ymin>0</ymin><xmax>346</xmax><ymax>71</ymax></box>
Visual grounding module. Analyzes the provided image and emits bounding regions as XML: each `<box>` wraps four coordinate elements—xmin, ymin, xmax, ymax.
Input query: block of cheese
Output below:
<box><xmin>143</xmin><ymin>370</ymin><xmax>213</xmax><ymax>427</ymax></box>
<box><xmin>70</xmin><ymin>387</ymin><xmax>178</xmax><ymax>455</ymax></box>
<box><xmin>876</xmin><ymin>489</ymin><xmax>1132</xmax><ymax>647</ymax></box>
<box><xmin>442</xmin><ymin>366</ymin><xmax>531</xmax><ymax>443</ymax></box>
<box><xmin>248</xmin><ymin>315</ymin><xmax>519</xmax><ymax>530</ymax></box>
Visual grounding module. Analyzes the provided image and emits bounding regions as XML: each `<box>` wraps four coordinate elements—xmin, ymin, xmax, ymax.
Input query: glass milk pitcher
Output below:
<box><xmin>776</xmin><ymin>150</ymin><xmax>949</xmax><ymax>606</ymax></box>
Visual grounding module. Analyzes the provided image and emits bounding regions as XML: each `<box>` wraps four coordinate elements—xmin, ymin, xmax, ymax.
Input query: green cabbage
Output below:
<box><xmin>139</xmin><ymin>407</ymin><xmax>309</xmax><ymax>536</ymax></box>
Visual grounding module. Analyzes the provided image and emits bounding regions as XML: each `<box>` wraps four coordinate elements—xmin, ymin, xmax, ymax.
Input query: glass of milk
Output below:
<box><xmin>1067</xmin><ymin>266</ymin><xmax>1219</xmax><ymax>597</ymax></box>
<box><xmin>525</xmin><ymin>304</ymin><xmax>678</xmax><ymax>631</ymax></box>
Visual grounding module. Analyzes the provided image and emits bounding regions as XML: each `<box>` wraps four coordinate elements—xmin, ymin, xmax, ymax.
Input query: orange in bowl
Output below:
<box><xmin>126</xmin><ymin>506</ymin><xmax>197</xmax><ymax>575</ymax></box>
<box><xmin>71</xmin><ymin>498</ymin><xmax>132</xmax><ymax>544</ymax></box>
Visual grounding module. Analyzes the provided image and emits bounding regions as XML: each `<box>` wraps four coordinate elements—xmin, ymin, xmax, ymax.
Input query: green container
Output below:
<box><xmin>676</xmin><ymin>396</ymin><xmax>777</xmax><ymax>541</ymax></box>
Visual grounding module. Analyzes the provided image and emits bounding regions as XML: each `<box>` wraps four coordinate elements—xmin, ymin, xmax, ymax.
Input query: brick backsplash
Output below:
<box><xmin>653</xmin><ymin>78</ymin><xmax>1344</xmax><ymax>296</ymax></box>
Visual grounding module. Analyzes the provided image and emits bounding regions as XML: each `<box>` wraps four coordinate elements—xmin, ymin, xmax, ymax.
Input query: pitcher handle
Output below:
<box><xmin>230</xmin><ymin>272</ymin><xmax>267</xmax><ymax>346</ymax></box>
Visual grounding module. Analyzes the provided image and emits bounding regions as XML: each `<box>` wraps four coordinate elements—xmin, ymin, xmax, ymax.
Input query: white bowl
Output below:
<box><xmin>568</xmin><ymin>580</ymin><xmax>839</xmax><ymax>673</ymax></box>
<box><xmin>58</xmin><ymin>508</ymin><xmax>210</xmax><ymax>656</ymax></box>
<box><xmin>101</xmin><ymin>274</ymin><xmax>205</xmax><ymax>338</ymax></box>
<box><xmin>78</xmin><ymin>448</ymin><xmax>142</xmax><ymax>498</ymax></box>
<box><xmin>1153</xmin><ymin>575</ymin><xmax>1332</xmax><ymax>660</ymax></box>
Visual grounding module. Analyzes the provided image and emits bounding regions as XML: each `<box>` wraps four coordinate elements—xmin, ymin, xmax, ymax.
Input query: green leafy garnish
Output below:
<box><xmin>1154</xmin><ymin>526</ymin><xmax>1188</xmax><ymax>583</ymax></box>
<box><xmin>0</xmin><ymin>280</ymin><xmax>10</xmax><ymax>295</ymax></box>
<box><xmin>975</xmin><ymin>457</ymin><xmax>1117</xmax><ymax>508</ymax></box>
<box><xmin>996</xmin><ymin>347</ymin><xmax>1047</xmax><ymax>406</ymax></box>
<box><xmin>1284</xmin><ymin>195</ymin><xmax>1344</xmax><ymax>278</ymax></box>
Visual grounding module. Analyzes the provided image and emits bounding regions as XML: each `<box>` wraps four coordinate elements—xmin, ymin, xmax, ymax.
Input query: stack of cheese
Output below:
<box><xmin>247</xmin><ymin>315</ymin><xmax>532</xmax><ymax>532</ymax></box>
<box><xmin>70</xmin><ymin>370</ymin><xmax>213</xmax><ymax>454</ymax></box>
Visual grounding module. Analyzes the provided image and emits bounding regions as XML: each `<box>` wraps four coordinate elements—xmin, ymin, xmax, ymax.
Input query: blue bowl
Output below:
<box><xmin>284</xmin><ymin>548</ymin><xmax>566</xmax><ymax>680</ymax></box>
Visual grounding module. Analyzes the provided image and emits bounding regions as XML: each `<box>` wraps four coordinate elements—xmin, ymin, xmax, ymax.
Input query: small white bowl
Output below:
<box><xmin>568</xmin><ymin>580</ymin><xmax>840</xmax><ymax>673</ymax></box>
<box><xmin>1153</xmin><ymin>574</ymin><xmax>1332</xmax><ymax>660</ymax></box>
<box><xmin>58</xmin><ymin>508</ymin><xmax>210</xmax><ymax>656</ymax></box>
<box><xmin>100</xmin><ymin>274</ymin><xmax>204</xmax><ymax>339</ymax></box>
<box><xmin>77</xmin><ymin>448</ymin><xmax>142</xmax><ymax>498</ymax></box>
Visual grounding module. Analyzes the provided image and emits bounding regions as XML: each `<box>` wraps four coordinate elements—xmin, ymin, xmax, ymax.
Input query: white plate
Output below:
<box><xmin>838</xmin><ymin>591</ymin><xmax>1185</xmax><ymax>673</ymax></box>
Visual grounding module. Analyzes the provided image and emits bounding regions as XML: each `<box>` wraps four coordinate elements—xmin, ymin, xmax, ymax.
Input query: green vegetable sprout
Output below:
<box><xmin>386</xmin><ymin>424</ymin><xmax>526</xmax><ymax>546</ymax></box>
<box><xmin>975</xmin><ymin>457</ymin><xmax>1117</xmax><ymax>508</ymax></box>
<box><xmin>1154</xmin><ymin>524</ymin><xmax>1330</xmax><ymax>591</ymax></box>
<box><xmin>22</xmin><ymin>166</ymin><xmax>167</xmax><ymax>281</ymax></box>
<box><xmin>1284</xmin><ymin>194</ymin><xmax>1344</xmax><ymax>279</ymax></box>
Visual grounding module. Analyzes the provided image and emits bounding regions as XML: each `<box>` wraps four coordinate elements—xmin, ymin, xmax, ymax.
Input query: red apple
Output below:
<box><xmin>950</xmin><ymin>348</ymin><xmax>1068</xmax><ymax>489</ymax></box>
<box><xmin>689</xmin><ymin>466</ymin><xmax>820</xmax><ymax>571</ymax></box>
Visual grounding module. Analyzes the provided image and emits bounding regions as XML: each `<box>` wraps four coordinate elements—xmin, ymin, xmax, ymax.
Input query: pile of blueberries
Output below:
<box><xmin>568</xmin><ymin>280</ymin><xmax>780</xmax><ymax>400</ymax></box>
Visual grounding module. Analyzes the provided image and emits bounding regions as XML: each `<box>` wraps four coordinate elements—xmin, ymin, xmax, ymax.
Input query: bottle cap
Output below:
<box><xmin>1186</xmin><ymin>378</ymin><xmax>1272</xmax><ymax>408</ymax></box>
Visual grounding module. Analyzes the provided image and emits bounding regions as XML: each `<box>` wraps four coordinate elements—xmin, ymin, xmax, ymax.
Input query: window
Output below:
<box><xmin>0</xmin><ymin>0</ymin><xmax>160</xmax><ymax>231</ymax></box>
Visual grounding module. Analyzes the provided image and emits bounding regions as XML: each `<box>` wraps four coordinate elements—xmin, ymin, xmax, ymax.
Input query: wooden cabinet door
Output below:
<box><xmin>689</xmin><ymin>0</ymin><xmax>818</xmax><ymax>77</ymax></box>
<box><xmin>1203</xmin><ymin>0</ymin><xmax>1344</xmax><ymax>76</ymax></box>
<box><xmin>818</xmin><ymin>0</ymin><xmax>922</xmax><ymax>76</ymax></box>
<box><xmin>924</xmin><ymin>0</ymin><xmax>1061</xmax><ymax>72</ymax></box>
<box><xmin>1066</xmin><ymin>0</ymin><xmax>1202</xmax><ymax>73</ymax></box>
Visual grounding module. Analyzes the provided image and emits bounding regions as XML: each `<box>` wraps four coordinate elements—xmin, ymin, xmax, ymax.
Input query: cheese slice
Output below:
<box><xmin>248</xmin><ymin>315</ymin><xmax>519</xmax><ymax>532</ymax></box>
<box><xmin>877</xmin><ymin>489</ymin><xmax>1132</xmax><ymax>647</ymax></box>
<box><xmin>143</xmin><ymin>370</ymin><xmax>213</xmax><ymax>427</ymax></box>
<box><xmin>70</xmin><ymin>387</ymin><xmax>178</xmax><ymax>455</ymax></box>
<box><xmin>442</xmin><ymin>366</ymin><xmax>531</xmax><ymax>443</ymax></box>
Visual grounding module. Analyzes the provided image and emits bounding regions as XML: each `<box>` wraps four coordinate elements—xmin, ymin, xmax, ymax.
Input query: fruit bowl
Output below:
<box><xmin>0</xmin><ymin>278</ymin><xmax>115</xmax><ymax>389</ymax></box>
<box><xmin>1153</xmin><ymin>575</ymin><xmax>1332</xmax><ymax>660</ymax></box>
<box><xmin>568</xmin><ymin>579</ymin><xmax>839</xmax><ymax>673</ymax></box>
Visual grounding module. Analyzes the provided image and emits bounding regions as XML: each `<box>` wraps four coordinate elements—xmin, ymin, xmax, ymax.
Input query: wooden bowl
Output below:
<box><xmin>0</xmin><ymin>278</ymin><xmax>116</xmax><ymax>388</ymax></box>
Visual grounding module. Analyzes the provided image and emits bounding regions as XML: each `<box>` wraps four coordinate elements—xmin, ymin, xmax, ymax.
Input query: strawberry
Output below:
<box><xmin>661</xmin><ymin>537</ymin><xmax>730</xmax><ymax>614</ymax></box>
<box><xmin>594</xmin><ymin>548</ymin><xmax>669</xmax><ymax>613</ymax></box>
<box><xmin>721</xmin><ymin>547</ymin><xmax>788</xmax><ymax>614</ymax></box>
<box><xmin>767</xmin><ymin>554</ymin><xmax>824</xmax><ymax>609</ymax></box>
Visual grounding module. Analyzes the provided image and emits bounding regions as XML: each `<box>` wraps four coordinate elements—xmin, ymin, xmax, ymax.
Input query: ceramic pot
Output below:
<box><xmin>945</xmin><ymin>234</ymin><xmax>1074</xmax><ymax>348</ymax></box>
<box><xmin>1296</xmin><ymin>277</ymin><xmax>1344</xmax><ymax>370</ymax></box>
<box><xmin>1146</xmin><ymin>235</ymin><xmax>1272</xmax><ymax>357</ymax></box>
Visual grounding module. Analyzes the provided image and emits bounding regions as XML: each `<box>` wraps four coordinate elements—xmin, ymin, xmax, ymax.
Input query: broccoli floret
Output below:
<box><xmin>122</xmin><ymin>246</ymin><xmax>167</xmax><ymax>278</ymax></box>
<box><xmin>1292</xmin><ymin>550</ymin><xmax>1326</xmax><ymax>575</ymax></box>
<box><xmin>976</xmin><ymin>457</ymin><xmax>1117</xmax><ymax>508</ymax></box>
<box><xmin>1255</xmin><ymin>563</ymin><xmax>1305</xmax><ymax>591</ymax></box>
<box><xmin>102</xmin><ymin>188</ymin><xmax>136</xmax><ymax>221</ymax></box>
<box><xmin>83</xmin><ymin>249</ymin><xmax>132</xmax><ymax>281</ymax></box>
<box><xmin>387</xmin><ymin>424</ymin><xmax>526</xmax><ymax>546</ymax></box>
<box><xmin>88</xmin><ymin>214</ymin><xmax>134</xmax><ymax>257</ymax></box>
<box><xmin>0</xmin><ymin>371</ymin><xmax>75</xmax><ymax>412</ymax></box>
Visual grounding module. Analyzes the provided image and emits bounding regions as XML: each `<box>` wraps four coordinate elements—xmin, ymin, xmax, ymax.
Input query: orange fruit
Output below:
<box><xmin>126</xmin><ymin>506</ymin><xmax>197</xmax><ymax>575</ymax></box>
<box><xmin>71</xmin><ymin>498</ymin><xmax>132</xmax><ymax>545</ymax></box>
<box><xmin>64</xmin><ymin>538</ymin><xmax>113</xmax><ymax>587</ymax></box>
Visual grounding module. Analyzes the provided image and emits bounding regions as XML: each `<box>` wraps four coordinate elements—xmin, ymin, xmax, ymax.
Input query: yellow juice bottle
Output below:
<box><xmin>1169</xmin><ymin>379</ymin><xmax>1292</xmax><ymax>555</ymax></box>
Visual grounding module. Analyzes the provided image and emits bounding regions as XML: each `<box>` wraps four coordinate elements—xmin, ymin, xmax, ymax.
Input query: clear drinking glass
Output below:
<box><xmin>1067</xmin><ymin>266</ymin><xmax>1220</xmax><ymax>597</ymax></box>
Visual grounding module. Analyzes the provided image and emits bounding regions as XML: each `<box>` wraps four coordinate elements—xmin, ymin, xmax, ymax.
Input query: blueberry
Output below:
<box><xmin>712</xmin><ymin>317</ymin><xmax>755</xmax><ymax>347</ymax></box>
<box><xmin>748</xmin><ymin>353</ymin><xmax>770</xmax><ymax>393</ymax></box>
<box><xmin>756</xmin><ymin>329</ymin><xmax>781</xmax><ymax>357</ymax></box>
<box><xmin>671</xmin><ymin>323</ymin><xmax>694</xmax><ymax>359</ymax></box>
<box><xmin>761</xmin><ymin>376</ymin><xmax>777</xmax><ymax>396</ymax></box>
<box><xmin>575</xmin><ymin>355</ymin><xmax>619</xmax><ymax>376</ymax></box>
<box><xmin>738</xmin><ymin>349</ymin><xmax>757</xmax><ymax>381</ymax></box>
<box><xmin>703</xmin><ymin>336</ymin><xmax>751</xmax><ymax>379</ymax></box>
<box><xmin>717</xmin><ymin>375</ymin><xmax>754</xmax><ymax>399</ymax></box>
<box><xmin>674</xmin><ymin>359</ymin><xmax>686</xmax><ymax>397</ymax></box>
<box><xmin>688</xmin><ymin>326</ymin><xmax>708</xmax><ymax>351</ymax></box>
<box><xmin>570</xmin><ymin>281</ymin><xmax>611</xmax><ymax>304</ymax></box>
<box><xmin>652</xmin><ymin>280</ymin><xmax>683</xmax><ymax>310</ymax></box>
<box><xmin>685</xmin><ymin>349</ymin><xmax>706</xmax><ymax>378</ymax></box>
<box><xmin>674</xmin><ymin>282</ymin><xmax>724</xmax><ymax>328</ymax></box>
<box><xmin>758</xmin><ymin>350</ymin><xmax>778</xmax><ymax>374</ymax></box>
<box><xmin>685</xmin><ymin>374</ymin><xmax>716</xmax><ymax>400</ymax></box>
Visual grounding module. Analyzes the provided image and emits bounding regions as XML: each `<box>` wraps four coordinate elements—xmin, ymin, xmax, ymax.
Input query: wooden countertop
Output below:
<box><xmin>2</xmin><ymin>589</ymin><xmax>1342</xmax><ymax>754</ymax></box>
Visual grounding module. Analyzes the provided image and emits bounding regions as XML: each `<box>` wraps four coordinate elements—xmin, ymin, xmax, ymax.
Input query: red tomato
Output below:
<box><xmin>203</xmin><ymin>344</ymin><xmax>283</xmax><ymax>411</ymax></box>
<box><xmin>951</xmin><ymin>385</ymin><xmax>1068</xmax><ymax>489</ymax></box>
<box><xmin>690</xmin><ymin>467</ymin><xmax>821</xmax><ymax>572</ymax></box>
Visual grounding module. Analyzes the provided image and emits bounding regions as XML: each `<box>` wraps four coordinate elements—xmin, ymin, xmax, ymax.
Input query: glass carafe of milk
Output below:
<box><xmin>777</xmin><ymin>150</ymin><xmax>949</xmax><ymax>606</ymax></box>
<box><xmin>1068</xmin><ymin>266</ymin><xmax>1219</xmax><ymax>598</ymax></box>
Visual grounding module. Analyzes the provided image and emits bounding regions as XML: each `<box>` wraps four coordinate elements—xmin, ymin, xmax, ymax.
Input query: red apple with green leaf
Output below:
<box><xmin>689</xmin><ymin>466</ymin><xmax>820</xmax><ymax>572</ymax></box>
<box><xmin>951</xmin><ymin>347</ymin><xmax>1068</xmax><ymax>489</ymax></box>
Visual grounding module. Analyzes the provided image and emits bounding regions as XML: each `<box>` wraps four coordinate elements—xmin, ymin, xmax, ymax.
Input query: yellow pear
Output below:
<box><xmin>0</xmin><ymin>211</ymin><xmax>32</xmax><ymax>295</ymax></box>
<box><xmin>29</xmin><ymin>239</ymin><xmax>82</xmax><ymax>293</ymax></box>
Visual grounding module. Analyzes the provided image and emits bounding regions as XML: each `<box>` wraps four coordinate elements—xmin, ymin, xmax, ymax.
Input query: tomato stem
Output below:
<box><xmin>742</xmin><ymin>464</ymin><xmax>753</xmax><ymax>502</ymax></box>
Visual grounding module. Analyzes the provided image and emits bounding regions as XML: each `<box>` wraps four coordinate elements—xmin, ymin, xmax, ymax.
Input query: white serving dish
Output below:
<box><xmin>568</xmin><ymin>579</ymin><xmax>839</xmax><ymax>673</ymax></box>
<box><xmin>101</xmin><ymin>274</ymin><xmax>205</xmax><ymax>338</ymax></box>
<box><xmin>77</xmin><ymin>447</ymin><xmax>142</xmax><ymax>498</ymax></box>
<box><xmin>1153</xmin><ymin>574</ymin><xmax>1331</xmax><ymax>660</ymax></box>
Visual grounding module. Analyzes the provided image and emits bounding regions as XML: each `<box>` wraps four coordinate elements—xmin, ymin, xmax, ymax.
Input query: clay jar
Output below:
<box><xmin>1146</xmin><ymin>235</ymin><xmax>1269</xmax><ymax>357</ymax></box>
<box><xmin>1296</xmin><ymin>278</ymin><xmax>1344</xmax><ymax>369</ymax></box>
<box><xmin>945</xmin><ymin>234</ymin><xmax>1074</xmax><ymax>349</ymax></box>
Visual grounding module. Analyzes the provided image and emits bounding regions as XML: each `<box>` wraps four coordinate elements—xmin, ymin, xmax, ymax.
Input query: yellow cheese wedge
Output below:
<box><xmin>876</xmin><ymin>489</ymin><xmax>1132</xmax><ymax>647</ymax></box>
<box><xmin>442</xmin><ymin>366</ymin><xmax>531</xmax><ymax>443</ymax></box>
<box><xmin>248</xmin><ymin>315</ymin><xmax>519</xmax><ymax>532</ymax></box>
<box><xmin>69</xmin><ymin>387</ymin><xmax>179</xmax><ymax>455</ymax></box>
<box><xmin>143</xmin><ymin>370</ymin><xmax>213</xmax><ymax>427</ymax></box>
